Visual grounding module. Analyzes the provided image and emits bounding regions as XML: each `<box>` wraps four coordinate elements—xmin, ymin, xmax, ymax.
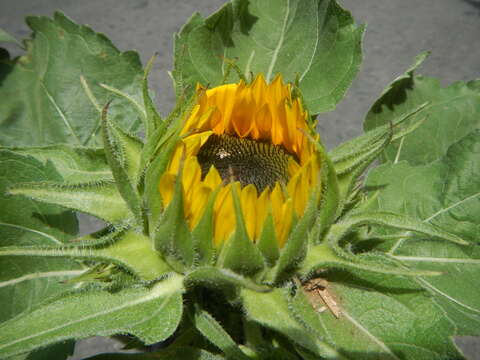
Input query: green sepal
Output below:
<box><xmin>313</xmin><ymin>146</ymin><xmax>341</xmax><ymax>242</ymax></box>
<box><xmin>335</xmin><ymin>212</ymin><xmax>468</xmax><ymax>246</ymax></box>
<box><xmin>144</xmin><ymin>130</ymin><xmax>180</xmax><ymax>230</ymax></box>
<box><xmin>301</xmin><ymin>133</ymin><xmax>342</xmax><ymax>240</ymax></box>
<box><xmin>185</xmin><ymin>266</ymin><xmax>270</xmax><ymax>293</ymax></box>
<box><xmin>0</xmin><ymin>274</ymin><xmax>184</xmax><ymax>358</ymax></box>
<box><xmin>331</xmin><ymin>102</ymin><xmax>428</xmax><ymax>204</ymax></box>
<box><xmin>270</xmin><ymin>188</ymin><xmax>320</xmax><ymax>283</ymax></box>
<box><xmin>330</xmin><ymin>102</ymin><xmax>428</xmax><ymax>172</ymax></box>
<box><xmin>172</xmin><ymin>12</ymin><xmax>204</xmax><ymax>99</ymax></box>
<box><xmin>299</xmin><ymin>243</ymin><xmax>440</xmax><ymax>280</ymax></box>
<box><xmin>240</xmin><ymin>287</ymin><xmax>339</xmax><ymax>358</ymax></box>
<box><xmin>191</xmin><ymin>189</ymin><xmax>219</xmax><ymax>267</ymax></box>
<box><xmin>191</xmin><ymin>306</ymin><xmax>250</xmax><ymax>360</ymax></box>
<box><xmin>153</xmin><ymin>169</ymin><xmax>194</xmax><ymax>271</ymax></box>
<box><xmin>101</xmin><ymin>107</ymin><xmax>143</xmax><ymax>183</ymax></box>
<box><xmin>256</xmin><ymin>211</ymin><xmax>280</xmax><ymax>267</ymax></box>
<box><xmin>0</xmin><ymin>229</ymin><xmax>172</xmax><ymax>281</ymax></box>
<box><xmin>143</xmin><ymin>54</ymin><xmax>163</xmax><ymax>139</ymax></box>
<box><xmin>8</xmin><ymin>180</ymin><xmax>130</xmax><ymax>224</ymax></box>
<box><xmin>9</xmin><ymin>144</ymin><xmax>112</xmax><ymax>183</ymax></box>
<box><xmin>216</xmin><ymin>184</ymin><xmax>265</xmax><ymax>276</ymax></box>
<box><xmin>101</xmin><ymin>103</ymin><xmax>143</xmax><ymax>224</ymax></box>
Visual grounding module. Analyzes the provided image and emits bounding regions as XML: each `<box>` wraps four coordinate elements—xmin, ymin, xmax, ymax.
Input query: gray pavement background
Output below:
<box><xmin>1</xmin><ymin>0</ymin><xmax>479</xmax><ymax>359</ymax></box>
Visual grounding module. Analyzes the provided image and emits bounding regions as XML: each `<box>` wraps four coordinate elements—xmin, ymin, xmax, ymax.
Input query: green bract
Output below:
<box><xmin>0</xmin><ymin>1</ymin><xmax>479</xmax><ymax>360</ymax></box>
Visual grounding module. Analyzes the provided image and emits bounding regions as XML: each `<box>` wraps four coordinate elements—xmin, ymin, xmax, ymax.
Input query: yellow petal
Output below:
<box><xmin>214</xmin><ymin>184</ymin><xmax>236</xmax><ymax>244</ymax></box>
<box><xmin>240</xmin><ymin>184</ymin><xmax>258</xmax><ymax>240</ymax></box>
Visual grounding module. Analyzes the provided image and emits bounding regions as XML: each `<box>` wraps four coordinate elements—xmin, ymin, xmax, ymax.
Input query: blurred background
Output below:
<box><xmin>1</xmin><ymin>0</ymin><xmax>479</xmax><ymax>358</ymax></box>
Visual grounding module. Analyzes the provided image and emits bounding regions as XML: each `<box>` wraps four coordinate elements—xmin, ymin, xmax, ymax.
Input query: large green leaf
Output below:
<box><xmin>0</xmin><ymin>150</ymin><xmax>81</xmax><ymax>323</ymax></box>
<box><xmin>0</xmin><ymin>12</ymin><xmax>144</xmax><ymax>147</ymax></box>
<box><xmin>173</xmin><ymin>0</ymin><xmax>364</xmax><ymax>115</ymax></box>
<box><xmin>11</xmin><ymin>145</ymin><xmax>112</xmax><ymax>183</ymax></box>
<box><xmin>0</xmin><ymin>274</ymin><xmax>184</xmax><ymax>358</ymax></box>
<box><xmin>364</xmin><ymin>130</ymin><xmax>480</xmax><ymax>335</ymax></box>
<box><xmin>364</xmin><ymin>55</ymin><xmax>480</xmax><ymax>165</ymax></box>
<box><xmin>314</xmin><ymin>271</ymin><xmax>463</xmax><ymax>359</ymax></box>
<box><xmin>0</xmin><ymin>150</ymin><xmax>80</xmax><ymax>359</ymax></box>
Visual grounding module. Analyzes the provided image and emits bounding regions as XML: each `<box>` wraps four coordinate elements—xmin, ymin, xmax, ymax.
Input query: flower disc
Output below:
<box><xmin>160</xmin><ymin>75</ymin><xmax>321</xmax><ymax>246</ymax></box>
<box><xmin>197</xmin><ymin>133</ymin><xmax>294</xmax><ymax>193</ymax></box>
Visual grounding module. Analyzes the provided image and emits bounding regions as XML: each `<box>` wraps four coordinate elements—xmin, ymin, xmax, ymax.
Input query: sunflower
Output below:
<box><xmin>159</xmin><ymin>74</ymin><xmax>321</xmax><ymax>247</ymax></box>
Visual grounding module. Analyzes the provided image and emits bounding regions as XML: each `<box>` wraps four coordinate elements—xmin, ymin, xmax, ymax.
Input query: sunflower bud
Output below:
<box><xmin>158</xmin><ymin>75</ymin><xmax>324</xmax><ymax>278</ymax></box>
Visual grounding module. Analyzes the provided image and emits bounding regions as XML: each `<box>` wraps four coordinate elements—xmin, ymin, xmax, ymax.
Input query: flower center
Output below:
<box><xmin>197</xmin><ymin>134</ymin><xmax>296</xmax><ymax>193</ymax></box>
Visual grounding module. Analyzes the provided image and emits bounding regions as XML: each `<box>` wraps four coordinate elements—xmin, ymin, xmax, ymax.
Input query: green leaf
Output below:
<box><xmin>0</xmin><ymin>150</ymin><xmax>81</xmax><ymax>323</ymax></box>
<box><xmin>299</xmin><ymin>243</ymin><xmax>439</xmax><ymax>279</ymax></box>
<box><xmin>173</xmin><ymin>0</ymin><xmax>364</xmax><ymax>115</ymax></box>
<box><xmin>364</xmin><ymin>130</ymin><xmax>480</xmax><ymax>335</ymax></box>
<box><xmin>288</xmin><ymin>286</ymin><xmax>345</xmax><ymax>359</ymax></box>
<box><xmin>0</xmin><ymin>12</ymin><xmax>144</xmax><ymax>147</ymax></box>
<box><xmin>364</xmin><ymin>55</ymin><xmax>480</xmax><ymax>165</ymax></box>
<box><xmin>88</xmin><ymin>230</ymin><xmax>171</xmax><ymax>281</ymax></box>
<box><xmin>0</xmin><ymin>230</ymin><xmax>172</xmax><ymax>282</ymax></box>
<box><xmin>241</xmin><ymin>287</ymin><xmax>340</xmax><ymax>358</ymax></box>
<box><xmin>331</xmin><ymin>102</ymin><xmax>428</xmax><ymax>175</ymax></box>
<box><xmin>0</xmin><ymin>28</ymin><xmax>21</xmax><ymax>46</ymax></box>
<box><xmin>0</xmin><ymin>150</ymin><xmax>80</xmax><ymax>359</ymax></box>
<box><xmin>393</xmin><ymin>241</ymin><xmax>480</xmax><ymax>337</ymax></box>
<box><xmin>10</xmin><ymin>145</ymin><xmax>112</xmax><ymax>183</ymax></box>
<box><xmin>336</xmin><ymin>212</ymin><xmax>467</xmax><ymax>246</ymax></box>
<box><xmin>84</xmin><ymin>346</ymin><xmax>224</xmax><ymax>360</ymax></box>
<box><xmin>313</xmin><ymin>271</ymin><xmax>464</xmax><ymax>359</ymax></box>
<box><xmin>0</xmin><ymin>274</ymin><xmax>184</xmax><ymax>358</ymax></box>
<box><xmin>185</xmin><ymin>266</ymin><xmax>270</xmax><ymax>293</ymax></box>
<box><xmin>9</xmin><ymin>180</ymin><xmax>131</xmax><ymax>224</ymax></box>
<box><xmin>192</xmin><ymin>307</ymin><xmax>249</xmax><ymax>360</ymax></box>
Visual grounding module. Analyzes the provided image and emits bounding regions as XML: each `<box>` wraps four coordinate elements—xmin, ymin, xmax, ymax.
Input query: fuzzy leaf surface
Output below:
<box><xmin>10</xmin><ymin>145</ymin><xmax>112</xmax><ymax>183</ymax></box>
<box><xmin>364</xmin><ymin>130</ymin><xmax>480</xmax><ymax>335</ymax></box>
<box><xmin>311</xmin><ymin>271</ymin><xmax>464</xmax><ymax>359</ymax></box>
<box><xmin>0</xmin><ymin>150</ymin><xmax>80</xmax><ymax>359</ymax></box>
<box><xmin>9</xmin><ymin>180</ymin><xmax>130</xmax><ymax>224</ymax></box>
<box><xmin>173</xmin><ymin>0</ymin><xmax>364</xmax><ymax>114</ymax></box>
<box><xmin>241</xmin><ymin>287</ymin><xmax>339</xmax><ymax>358</ymax></box>
<box><xmin>364</xmin><ymin>58</ymin><xmax>480</xmax><ymax>165</ymax></box>
<box><xmin>0</xmin><ymin>12</ymin><xmax>144</xmax><ymax>147</ymax></box>
<box><xmin>192</xmin><ymin>308</ymin><xmax>249</xmax><ymax>360</ymax></box>
<box><xmin>0</xmin><ymin>150</ymin><xmax>81</xmax><ymax>323</ymax></box>
<box><xmin>0</xmin><ymin>274</ymin><xmax>184</xmax><ymax>358</ymax></box>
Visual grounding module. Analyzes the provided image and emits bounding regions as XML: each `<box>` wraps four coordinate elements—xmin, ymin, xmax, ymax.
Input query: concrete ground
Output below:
<box><xmin>1</xmin><ymin>0</ymin><xmax>479</xmax><ymax>359</ymax></box>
